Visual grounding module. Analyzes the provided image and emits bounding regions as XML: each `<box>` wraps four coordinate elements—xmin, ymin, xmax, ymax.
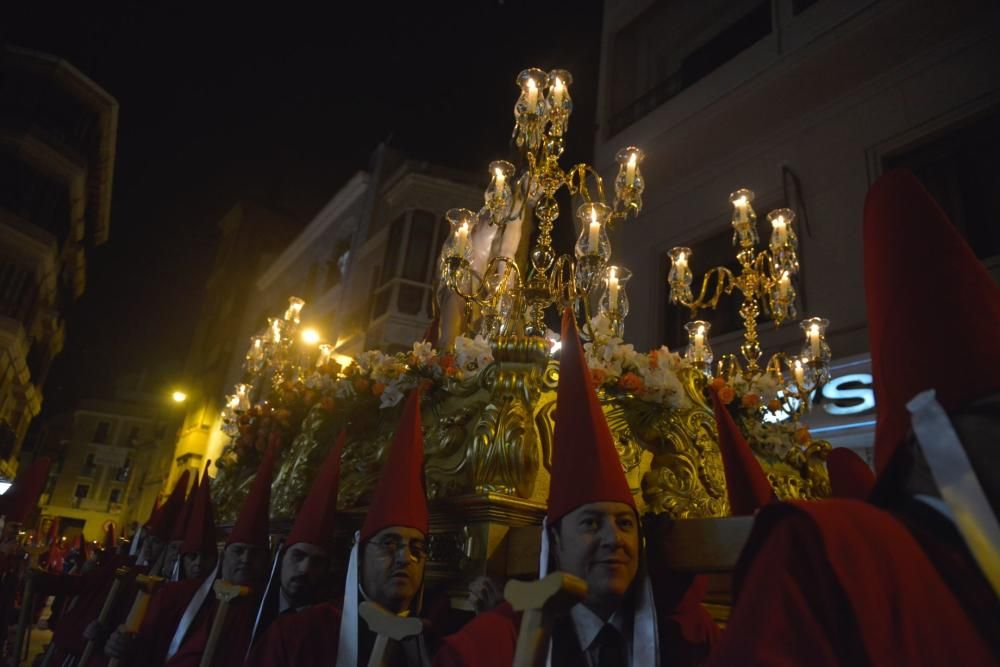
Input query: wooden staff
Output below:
<box><xmin>78</xmin><ymin>567</ymin><xmax>131</xmax><ymax>666</ymax></box>
<box><xmin>199</xmin><ymin>580</ymin><xmax>249</xmax><ymax>667</ymax></box>
<box><xmin>505</xmin><ymin>572</ymin><xmax>587</xmax><ymax>667</ymax></box>
<box><xmin>107</xmin><ymin>574</ymin><xmax>164</xmax><ymax>667</ymax></box>
<box><xmin>358</xmin><ymin>601</ymin><xmax>425</xmax><ymax>667</ymax></box>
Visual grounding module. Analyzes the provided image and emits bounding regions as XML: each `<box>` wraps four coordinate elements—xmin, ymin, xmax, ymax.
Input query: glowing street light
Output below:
<box><xmin>171</xmin><ymin>390</ymin><xmax>188</xmax><ymax>404</ymax></box>
<box><xmin>301</xmin><ymin>328</ymin><xmax>321</xmax><ymax>345</ymax></box>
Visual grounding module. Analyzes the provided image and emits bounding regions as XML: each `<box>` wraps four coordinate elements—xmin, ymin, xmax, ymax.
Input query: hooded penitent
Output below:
<box><xmin>146</xmin><ymin>470</ymin><xmax>191</xmax><ymax>542</ymax></box>
<box><xmin>227</xmin><ymin>446</ymin><xmax>278</xmax><ymax>549</ymax></box>
<box><xmin>826</xmin><ymin>447</ymin><xmax>875</xmax><ymax>501</ymax></box>
<box><xmin>170</xmin><ymin>470</ymin><xmax>200</xmax><ymax>544</ymax></box>
<box><xmin>547</xmin><ymin>307</ymin><xmax>636</xmax><ymax>525</ymax></box>
<box><xmin>181</xmin><ymin>461</ymin><xmax>217</xmax><ymax>559</ymax></box>
<box><xmin>863</xmin><ymin>168</ymin><xmax>1000</xmax><ymax>595</ymax></box>
<box><xmin>285</xmin><ymin>431</ymin><xmax>346</xmax><ymax>553</ymax></box>
<box><xmin>338</xmin><ymin>390</ymin><xmax>428</xmax><ymax>667</ymax></box>
<box><xmin>103</xmin><ymin>523</ymin><xmax>117</xmax><ymax>552</ymax></box>
<box><xmin>709</xmin><ymin>388</ymin><xmax>775</xmax><ymax>515</ymax></box>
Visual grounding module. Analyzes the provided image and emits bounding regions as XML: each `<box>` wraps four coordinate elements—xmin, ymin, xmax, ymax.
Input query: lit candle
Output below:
<box><xmin>526</xmin><ymin>78</ymin><xmax>538</xmax><ymax>113</ymax></box>
<box><xmin>454</xmin><ymin>221</ymin><xmax>470</xmax><ymax>257</ymax></box>
<box><xmin>607</xmin><ymin>267</ymin><xmax>620</xmax><ymax>312</ymax></box>
<box><xmin>625</xmin><ymin>152</ymin><xmax>637</xmax><ymax>186</ymax></box>
<box><xmin>694</xmin><ymin>326</ymin><xmax>705</xmax><ymax>360</ymax></box>
<box><xmin>809</xmin><ymin>324</ymin><xmax>821</xmax><ymax>358</ymax></box>
<box><xmin>271</xmin><ymin>319</ymin><xmax>282</xmax><ymax>343</ymax></box>
<box><xmin>588</xmin><ymin>209</ymin><xmax>600</xmax><ymax>252</ymax></box>
<box><xmin>551</xmin><ymin>77</ymin><xmax>564</xmax><ymax>107</ymax></box>
<box><xmin>778</xmin><ymin>271</ymin><xmax>791</xmax><ymax>299</ymax></box>
<box><xmin>494</xmin><ymin>167</ymin><xmax>505</xmax><ymax>192</ymax></box>
<box><xmin>794</xmin><ymin>360</ymin><xmax>805</xmax><ymax>386</ymax></box>
<box><xmin>734</xmin><ymin>196</ymin><xmax>748</xmax><ymax>224</ymax></box>
<box><xmin>771</xmin><ymin>215</ymin><xmax>788</xmax><ymax>246</ymax></box>
<box><xmin>675</xmin><ymin>251</ymin><xmax>688</xmax><ymax>276</ymax></box>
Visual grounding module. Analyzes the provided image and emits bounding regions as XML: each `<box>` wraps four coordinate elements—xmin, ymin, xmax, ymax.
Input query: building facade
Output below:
<box><xmin>28</xmin><ymin>375</ymin><xmax>179</xmax><ymax>542</ymax></box>
<box><xmin>0</xmin><ymin>46</ymin><xmax>118</xmax><ymax>478</ymax></box>
<box><xmin>594</xmin><ymin>0</ymin><xmax>1000</xmax><ymax>459</ymax></box>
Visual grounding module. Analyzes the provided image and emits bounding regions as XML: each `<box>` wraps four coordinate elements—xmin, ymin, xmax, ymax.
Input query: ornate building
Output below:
<box><xmin>0</xmin><ymin>45</ymin><xmax>118</xmax><ymax>478</ymax></box>
<box><xmin>593</xmin><ymin>0</ymin><xmax>1000</xmax><ymax>460</ymax></box>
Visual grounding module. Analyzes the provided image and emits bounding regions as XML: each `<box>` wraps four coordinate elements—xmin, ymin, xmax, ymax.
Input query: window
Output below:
<box><xmin>325</xmin><ymin>238</ymin><xmax>352</xmax><ymax>290</ymax></box>
<box><xmin>115</xmin><ymin>457</ymin><xmax>131</xmax><ymax>482</ymax></box>
<box><xmin>884</xmin><ymin>108</ymin><xmax>1000</xmax><ymax>262</ymax></box>
<box><xmin>108</xmin><ymin>488</ymin><xmax>122</xmax><ymax>504</ymax></box>
<box><xmin>92</xmin><ymin>421</ymin><xmax>110</xmax><ymax>444</ymax></box>
<box><xmin>608</xmin><ymin>0</ymin><xmax>772</xmax><ymax>135</ymax></box>
<box><xmin>73</xmin><ymin>484</ymin><xmax>89</xmax><ymax>507</ymax></box>
<box><xmin>371</xmin><ymin>211</ymin><xmax>448</xmax><ymax>322</ymax></box>
<box><xmin>81</xmin><ymin>453</ymin><xmax>97</xmax><ymax>477</ymax></box>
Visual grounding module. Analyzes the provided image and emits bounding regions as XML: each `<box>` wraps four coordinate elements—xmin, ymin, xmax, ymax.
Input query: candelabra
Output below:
<box><xmin>667</xmin><ymin>189</ymin><xmax>831</xmax><ymax>418</ymax></box>
<box><xmin>440</xmin><ymin>68</ymin><xmax>645</xmax><ymax>340</ymax></box>
<box><xmin>220</xmin><ymin>296</ymin><xmax>320</xmax><ymax>437</ymax></box>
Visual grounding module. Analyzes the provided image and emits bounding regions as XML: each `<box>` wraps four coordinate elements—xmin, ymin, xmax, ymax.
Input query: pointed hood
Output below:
<box><xmin>145</xmin><ymin>470</ymin><xmax>190</xmax><ymax>541</ymax></box>
<box><xmin>864</xmin><ymin>169</ymin><xmax>1000</xmax><ymax>475</ymax></box>
<box><xmin>286</xmin><ymin>431</ymin><xmax>346</xmax><ymax>553</ymax></box>
<box><xmin>710</xmin><ymin>388</ymin><xmax>774</xmax><ymax>515</ymax></box>
<box><xmin>547</xmin><ymin>308</ymin><xmax>635</xmax><ymax>524</ymax></box>
<box><xmin>103</xmin><ymin>523</ymin><xmax>117</xmax><ymax>551</ymax></box>
<box><xmin>360</xmin><ymin>389</ymin><xmax>429</xmax><ymax>543</ymax></box>
<box><xmin>227</xmin><ymin>446</ymin><xmax>277</xmax><ymax>547</ymax></box>
<box><xmin>182</xmin><ymin>461</ymin><xmax>217</xmax><ymax>557</ymax></box>
<box><xmin>826</xmin><ymin>447</ymin><xmax>875</xmax><ymax>500</ymax></box>
<box><xmin>73</xmin><ymin>533</ymin><xmax>89</xmax><ymax>560</ymax></box>
<box><xmin>170</xmin><ymin>470</ymin><xmax>200</xmax><ymax>542</ymax></box>
<box><xmin>4</xmin><ymin>457</ymin><xmax>52</xmax><ymax>524</ymax></box>
<box><xmin>45</xmin><ymin>517</ymin><xmax>60</xmax><ymax>547</ymax></box>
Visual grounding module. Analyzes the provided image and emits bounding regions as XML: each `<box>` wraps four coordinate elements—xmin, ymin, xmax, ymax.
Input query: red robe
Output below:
<box><xmin>132</xmin><ymin>577</ymin><xmax>205</xmax><ymax>666</ymax></box>
<box><xmin>432</xmin><ymin>576</ymin><xmax>718</xmax><ymax>667</ymax></box>
<box><xmin>246</xmin><ymin>602</ymin><xmax>343</xmax><ymax>667</ymax></box>
<box><xmin>707</xmin><ymin>500</ymin><xmax>996</xmax><ymax>666</ymax></box>
<box><xmin>165</xmin><ymin>593</ymin><xmax>260</xmax><ymax>667</ymax></box>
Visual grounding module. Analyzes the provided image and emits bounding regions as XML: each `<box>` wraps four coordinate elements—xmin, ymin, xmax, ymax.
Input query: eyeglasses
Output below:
<box><xmin>372</xmin><ymin>535</ymin><xmax>427</xmax><ymax>562</ymax></box>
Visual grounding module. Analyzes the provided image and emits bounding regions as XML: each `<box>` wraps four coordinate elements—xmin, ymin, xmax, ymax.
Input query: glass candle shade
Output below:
<box><xmin>667</xmin><ymin>247</ymin><xmax>694</xmax><ymax>304</ymax></box>
<box><xmin>574</xmin><ymin>202</ymin><xmax>612</xmax><ymax>261</ymax></box>
<box><xmin>729</xmin><ymin>188</ymin><xmax>759</xmax><ymax>248</ymax></box>
<box><xmin>284</xmin><ymin>296</ymin><xmax>305</xmax><ymax>323</ymax></box>
<box><xmin>614</xmin><ymin>146</ymin><xmax>645</xmax><ymax>213</ymax></box>
<box><xmin>684</xmin><ymin>320</ymin><xmax>713</xmax><ymax>373</ymax></box>
<box><xmin>485</xmin><ymin>160</ymin><xmax>515</xmax><ymax>222</ymax></box>
<box><xmin>767</xmin><ymin>208</ymin><xmax>800</xmax><ymax>275</ymax></box>
<box><xmin>444</xmin><ymin>208</ymin><xmax>476</xmax><ymax>262</ymax></box>
<box><xmin>546</xmin><ymin>69</ymin><xmax>573</xmax><ymax>136</ymax></box>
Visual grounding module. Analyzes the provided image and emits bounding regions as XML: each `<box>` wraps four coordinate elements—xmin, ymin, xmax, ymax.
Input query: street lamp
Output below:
<box><xmin>300</xmin><ymin>328</ymin><xmax>321</xmax><ymax>345</ymax></box>
<box><xmin>171</xmin><ymin>390</ymin><xmax>188</xmax><ymax>404</ymax></box>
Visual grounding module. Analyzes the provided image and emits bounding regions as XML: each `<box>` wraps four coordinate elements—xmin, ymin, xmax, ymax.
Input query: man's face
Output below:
<box><xmin>162</xmin><ymin>540</ymin><xmax>182</xmax><ymax>576</ymax></box>
<box><xmin>280</xmin><ymin>543</ymin><xmax>330</xmax><ymax>608</ymax></box>
<box><xmin>182</xmin><ymin>551</ymin><xmax>216</xmax><ymax>579</ymax></box>
<box><xmin>221</xmin><ymin>542</ymin><xmax>269</xmax><ymax>587</ymax></box>
<box><xmin>360</xmin><ymin>526</ymin><xmax>426</xmax><ymax>614</ymax></box>
<box><xmin>552</xmin><ymin>501</ymin><xmax>639</xmax><ymax>618</ymax></box>
<box><xmin>139</xmin><ymin>535</ymin><xmax>165</xmax><ymax>565</ymax></box>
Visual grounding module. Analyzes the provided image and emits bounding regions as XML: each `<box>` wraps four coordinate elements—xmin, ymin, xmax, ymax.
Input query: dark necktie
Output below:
<box><xmin>596</xmin><ymin>623</ymin><xmax>627</xmax><ymax>667</ymax></box>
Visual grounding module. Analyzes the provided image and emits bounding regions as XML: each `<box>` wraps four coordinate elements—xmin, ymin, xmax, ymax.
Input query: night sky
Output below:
<box><xmin>5</xmin><ymin>3</ymin><xmax>604</xmax><ymax>419</ymax></box>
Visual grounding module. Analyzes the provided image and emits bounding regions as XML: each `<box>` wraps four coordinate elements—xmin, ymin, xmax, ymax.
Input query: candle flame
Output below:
<box><xmin>459</xmin><ymin>222</ymin><xmax>469</xmax><ymax>234</ymax></box>
<box><xmin>810</xmin><ymin>324</ymin><xmax>819</xmax><ymax>337</ymax></box>
<box><xmin>795</xmin><ymin>359</ymin><xmax>803</xmax><ymax>370</ymax></box>
<box><xmin>494</xmin><ymin>168</ymin><xmax>503</xmax><ymax>180</ymax></box>
<box><xmin>609</xmin><ymin>266</ymin><xmax>617</xmax><ymax>281</ymax></box>
<box><xmin>553</xmin><ymin>77</ymin><xmax>563</xmax><ymax>92</ymax></box>
<box><xmin>734</xmin><ymin>196</ymin><xmax>747</xmax><ymax>207</ymax></box>
<box><xmin>590</xmin><ymin>208</ymin><xmax>598</xmax><ymax>226</ymax></box>
<box><xmin>697</xmin><ymin>325</ymin><xmax>704</xmax><ymax>335</ymax></box>
<box><xmin>628</xmin><ymin>153</ymin><xmax>637</xmax><ymax>168</ymax></box>
<box><xmin>527</xmin><ymin>78</ymin><xmax>536</xmax><ymax>91</ymax></box>
<box><xmin>774</xmin><ymin>215</ymin><xmax>785</xmax><ymax>225</ymax></box>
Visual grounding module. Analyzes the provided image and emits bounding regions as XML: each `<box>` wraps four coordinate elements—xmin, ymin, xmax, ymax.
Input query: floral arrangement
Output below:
<box><xmin>708</xmin><ymin>375</ymin><xmax>813</xmax><ymax>458</ymax></box>
<box><xmin>582</xmin><ymin>313</ymin><xmax>690</xmax><ymax>410</ymax></box>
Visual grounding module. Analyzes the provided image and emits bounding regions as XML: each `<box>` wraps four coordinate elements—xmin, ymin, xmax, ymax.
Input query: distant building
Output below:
<box><xmin>29</xmin><ymin>374</ymin><xmax>179</xmax><ymax>542</ymax></box>
<box><xmin>0</xmin><ymin>45</ymin><xmax>118</xmax><ymax>478</ymax></box>
<box><xmin>170</xmin><ymin>202</ymin><xmax>299</xmax><ymax>485</ymax></box>
<box><xmin>594</xmin><ymin>0</ymin><xmax>1000</xmax><ymax>458</ymax></box>
<box><xmin>173</xmin><ymin>146</ymin><xmax>482</xmax><ymax>472</ymax></box>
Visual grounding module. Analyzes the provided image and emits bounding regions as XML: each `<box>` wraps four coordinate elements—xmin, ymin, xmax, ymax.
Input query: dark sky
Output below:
<box><xmin>6</xmin><ymin>2</ymin><xmax>604</xmax><ymax>417</ymax></box>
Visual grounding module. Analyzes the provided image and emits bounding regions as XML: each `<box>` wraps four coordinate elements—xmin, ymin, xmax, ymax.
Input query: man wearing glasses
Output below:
<box><xmin>248</xmin><ymin>389</ymin><xmax>432</xmax><ymax>666</ymax></box>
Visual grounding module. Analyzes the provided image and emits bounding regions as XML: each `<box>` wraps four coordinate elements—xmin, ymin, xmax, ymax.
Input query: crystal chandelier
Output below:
<box><xmin>667</xmin><ymin>189</ymin><xmax>831</xmax><ymax>418</ymax></box>
<box><xmin>440</xmin><ymin>68</ymin><xmax>645</xmax><ymax>340</ymax></box>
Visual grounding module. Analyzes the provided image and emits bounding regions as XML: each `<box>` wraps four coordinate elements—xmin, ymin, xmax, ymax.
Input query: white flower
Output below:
<box><xmin>751</xmin><ymin>373</ymin><xmax>781</xmax><ymax>402</ymax></box>
<box><xmin>333</xmin><ymin>379</ymin><xmax>356</xmax><ymax>399</ymax></box>
<box><xmin>455</xmin><ymin>335</ymin><xmax>493</xmax><ymax>374</ymax></box>
<box><xmin>379</xmin><ymin>383</ymin><xmax>406</xmax><ymax>408</ymax></box>
<box><xmin>356</xmin><ymin>350</ymin><xmax>386</xmax><ymax>373</ymax></box>
<box><xmin>410</xmin><ymin>341</ymin><xmax>437</xmax><ymax>366</ymax></box>
<box><xmin>371</xmin><ymin>356</ymin><xmax>406</xmax><ymax>385</ymax></box>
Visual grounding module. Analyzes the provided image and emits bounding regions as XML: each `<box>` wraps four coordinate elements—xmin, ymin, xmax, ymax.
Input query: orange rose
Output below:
<box><xmin>591</xmin><ymin>368</ymin><xmax>608</xmax><ymax>386</ymax></box>
<box><xmin>709</xmin><ymin>377</ymin><xmax>727</xmax><ymax>392</ymax></box>
<box><xmin>741</xmin><ymin>393</ymin><xmax>760</xmax><ymax>408</ymax></box>
<box><xmin>649</xmin><ymin>350</ymin><xmax>660</xmax><ymax>369</ymax></box>
<box><xmin>717</xmin><ymin>385</ymin><xmax>736</xmax><ymax>404</ymax></box>
<box><xmin>794</xmin><ymin>427</ymin><xmax>812</xmax><ymax>444</ymax></box>
<box><xmin>354</xmin><ymin>377</ymin><xmax>370</xmax><ymax>393</ymax></box>
<box><xmin>445</xmin><ymin>366</ymin><xmax>459</xmax><ymax>378</ymax></box>
<box><xmin>372</xmin><ymin>382</ymin><xmax>386</xmax><ymax>397</ymax></box>
<box><xmin>619</xmin><ymin>372</ymin><xmax>644</xmax><ymax>393</ymax></box>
